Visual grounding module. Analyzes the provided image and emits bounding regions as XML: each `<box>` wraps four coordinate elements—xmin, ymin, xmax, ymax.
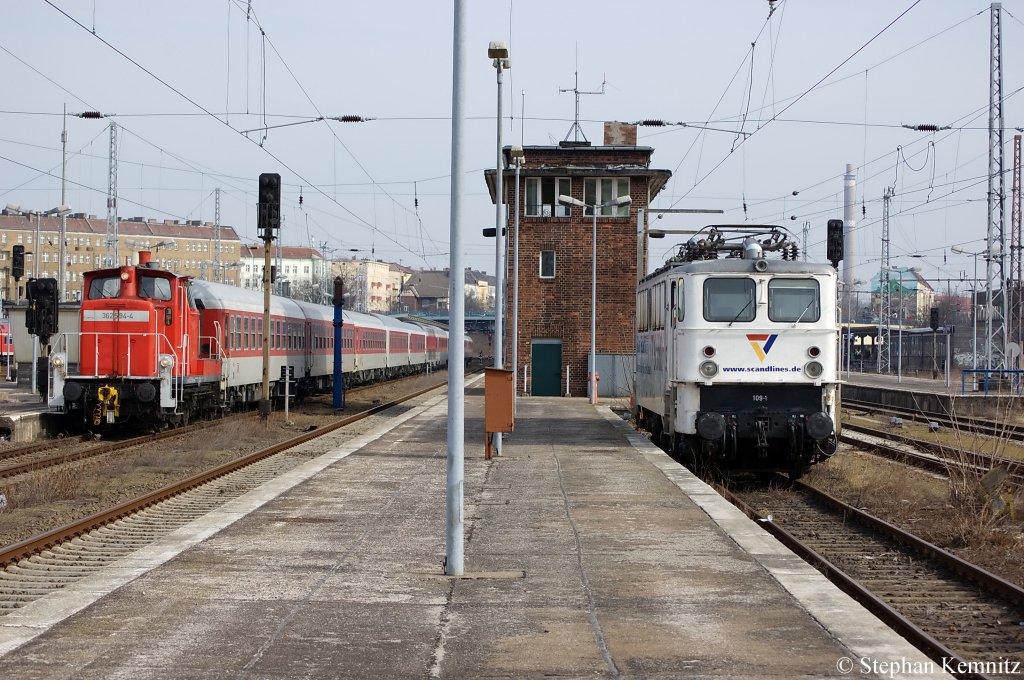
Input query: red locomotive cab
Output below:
<box><xmin>80</xmin><ymin>253</ymin><xmax>194</xmax><ymax>380</ymax></box>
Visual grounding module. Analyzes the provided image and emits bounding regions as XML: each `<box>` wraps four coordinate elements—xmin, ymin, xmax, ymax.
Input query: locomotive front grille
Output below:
<box><xmin>699</xmin><ymin>384</ymin><xmax>824</xmax><ymax>440</ymax></box>
<box><xmin>700</xmin><ymin>385</ymin><xmax>821</xmax><ymax>412</ymax></box>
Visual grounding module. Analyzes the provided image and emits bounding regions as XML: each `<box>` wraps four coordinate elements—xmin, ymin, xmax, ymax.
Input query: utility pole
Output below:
<box><xmin>986</xmin><ymin>1</ymin><xmax>1006</xmax><ymax>370</ymax></box>
<box><xmin>1010</xmin><ymin>134</ymin><xmax>1022</xmax><ymax>352</ymax></box>
<box><xmin>214</xmin><ymin>188</ymin><xmax>222</xmax><ymax>282</ymax></box>
<box><xmin>59</xmin><ymin>106</ymin><xmax>68</xmax><ymax>301</ymax></box>
<box><xmin>105</xmin><ymin>122</ymin><xmax>118</xmax><ymax>267</ymax></box>
<box><xmin>878</xmin><ymin>187</ymin><xmax>893</xmax><ymax>373</ymax></box>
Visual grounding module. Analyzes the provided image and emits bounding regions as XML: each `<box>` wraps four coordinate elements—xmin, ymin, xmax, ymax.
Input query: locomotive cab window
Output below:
<box><xmin>703</xmin><ymin>277</ymin><xmax>756</xmax><ymax>322</ymax></box>
<box><xmin>137</xmin><ymin>274</ymin><xmax>172</xmax><ymax>301</ymax></box>
<box><xmin>88</xmin><ymin>275</ymin><xmax>122</xmax><ymax>299</ymax></box>
<box><xmin>768</xmin><ymin>278</ymin><xmax>819</xmax><ymax>322</ymax></box>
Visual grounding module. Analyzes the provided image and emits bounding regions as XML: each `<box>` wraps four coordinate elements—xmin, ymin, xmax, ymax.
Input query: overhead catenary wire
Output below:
<box><xmin>43</xmin><ymin>0</ymin><xmax>436</xmax><ymax>268</ymax></box>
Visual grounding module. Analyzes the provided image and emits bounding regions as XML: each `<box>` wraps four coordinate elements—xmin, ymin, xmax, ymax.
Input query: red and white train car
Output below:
<box><xmin>0</xmin><ymin>318</ymin><xmax>14</xmax><ymax>380</ymax></box>
<box><xmin>48</xmin><ymin>252</ymin><xmax>453</xmax><ymax>429</ymax></box>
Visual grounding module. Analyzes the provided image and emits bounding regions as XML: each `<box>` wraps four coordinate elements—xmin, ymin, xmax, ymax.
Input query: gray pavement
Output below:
<box><xmin>0</xmin><ymin>379</ymin><xmax>945</xmax><ymax>678</ymax></box>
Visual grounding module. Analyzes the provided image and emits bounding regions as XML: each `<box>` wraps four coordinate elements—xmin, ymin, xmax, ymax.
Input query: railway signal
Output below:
<box><xmin>826</xmin><ymin>219</ymin><xmax>844</xmax><ymax>269</ymax></box>
<box><xmin>11</xmin><ymin>245</ymin><xmax>24</xmax><ymax>280</ymax></box>
<box><xmin>26</xmin><ymin>277</ymin><xmax>58</xmax><ymax>342</ymax></box>
<box><xmin>257</xmin><ymin>173</ymin><xmax>281</xmax><ymax>240</ymax></box>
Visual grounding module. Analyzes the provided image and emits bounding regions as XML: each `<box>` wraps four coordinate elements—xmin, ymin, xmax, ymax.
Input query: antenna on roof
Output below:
<box><xmin>559</xmin><ymin>64</ymin><xmax>605</xmax><ymax>144</ymax></box>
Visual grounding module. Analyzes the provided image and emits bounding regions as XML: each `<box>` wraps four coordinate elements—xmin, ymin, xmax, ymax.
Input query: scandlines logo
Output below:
<box><xmin>746</xmin><ymin>333</ymin><xmax>778</xmax><ymax>362</ymax></box>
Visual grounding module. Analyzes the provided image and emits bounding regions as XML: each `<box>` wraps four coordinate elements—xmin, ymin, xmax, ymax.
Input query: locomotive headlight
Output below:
<box><xmin>702</xmin><ymin>345</ymin><xmax>716</xmax><ymax>358</ymax></box>
<box><xmin>158</xmin><ymin>354</ymin><xmax>174</xmax><ymax>370</ymax></box>
<box><xmin>120</xmin><ymin>271</ymin><xmax>130</xmax><ymax>281</ymax></box>
<box><xmin>807</xmin><ymin>346</ymin><xmax>821</xmax><ymax>358</ymax></box>
<box><xmin>50</xmin><ymin>353</ymin><xmax>65</xmax><ymax>369</ymax></box>
<box><xmin>699</xmin><ymin>360</ymin><xmax>719</xmax><ymax>379</ymax></box>
<box><xmin>804</xmin><ymin>361</ymin><xmax>824</xmax><ymax>379</ymax></box>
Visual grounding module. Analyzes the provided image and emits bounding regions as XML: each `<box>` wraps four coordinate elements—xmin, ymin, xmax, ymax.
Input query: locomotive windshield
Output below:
<box><xmin>138</xmin><ymin>274</ymin><xmax>172</xmax><ymax>301</ymax></box>
<box><xmin>768</xmin><ymin>278</ymin><xmax>819</xmax><ymax>322</ymax></box>
<box><xmin>88</xmin><ymin>275</ymin><xmax>122</xmax><ymax>299</ymax></box>
<box><xmin>703</xmin><ymin>278</ymin><xmax>755</xmax><ymax>322</ymax></box>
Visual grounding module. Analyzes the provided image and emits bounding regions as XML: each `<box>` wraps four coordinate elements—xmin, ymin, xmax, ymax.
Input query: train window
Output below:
<box><xmin>234</xmin><ymin>316</ymin><xmax>241</xmax><ymax>350</ymax></box>
<box><xmin>769</xmin><ymin>278</ymin><xmax>820</xmax><ymax>323</ymax></box>
<box><xmin>703</xmin><ymin>278</ymin><xmax>756</xmax><ymax>322</ymax></box>
<box><xmin>674</xmin><ymin>279</ymin><xmax>685</xmax><ymax>322</ymax></box>
<box><xmin>653</xmin><ymin>283</ymin><xmax>663</xmax><ymax>330</ymax></box>
<box><xmin>88</xmin><ymin>275</ymin><xmax>121</xmax><ymax>299</ymax></box>
<box><xmin>138</xmin><ymin>275</ymin><xmax>172</xmax><ymax>301</ymax></box>
<box><xmin>243</xmin><ymin>317</ymin><xmax>249</xmax><ymax>350</ymax></box>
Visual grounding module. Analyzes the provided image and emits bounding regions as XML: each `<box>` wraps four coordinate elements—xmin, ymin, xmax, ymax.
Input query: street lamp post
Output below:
<box><xmin>558</xmin><ymin>193</ymin><xmax>632</xmax><ymax>404</ymax></box>
<box><xmin>488</xmin><ymin>40</ymin><xmax>509</xmax><ymax>454</ymax></box>
<box><xmin>510</xmin><ymin>145</ymin><xmax>524</xmax><ymax>406</ymax></box>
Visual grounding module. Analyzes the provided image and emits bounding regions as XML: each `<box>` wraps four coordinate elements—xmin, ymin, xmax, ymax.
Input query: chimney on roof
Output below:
<box><xmin>604</xmin><ymin>122</ymin><xmax>637</xmax><ymax>145</ymax></box>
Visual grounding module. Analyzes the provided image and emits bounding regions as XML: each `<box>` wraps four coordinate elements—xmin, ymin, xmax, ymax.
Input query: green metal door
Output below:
<box><xmin>531</xmin><ymin>340</ymin><xmax>562</xmax><ymax>396</ymax></box>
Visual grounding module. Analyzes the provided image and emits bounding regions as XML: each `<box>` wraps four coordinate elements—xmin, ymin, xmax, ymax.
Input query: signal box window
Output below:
<box><xmin>526</xmin><ymin>177</ymin><xmax>571</xmax><ymax>217</ymax></box>
<box><xmin>768</xmin><ymin>278</ymin><xmax>820</xmax><ymax>322</ymax></box>
<box><xmin>583</xmin><ymin>178</ymin><xmax>630</xmax><ymax>216</ymax></box>
<box><xmin>138</xmin><ymin>275</ymin><xmax>172</xmax><ymax>301</ymax></box>
<box><xmin>88</xmin><ymin>275</ymin><xmax>122</xmax><ymax>299</ymax></box>
<box><xmin>539</xmin><ymin>250</ymin><xmax>556</xmax><ymax>279</ymax></box>
<box><xmin>703</xmin><ymin>277</ymin><xmax>756</xmax><ymax>322</ymax></box>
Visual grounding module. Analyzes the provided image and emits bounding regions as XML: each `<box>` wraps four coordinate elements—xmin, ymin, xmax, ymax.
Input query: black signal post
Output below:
<box><xmin>258</xmin><ymin>173</ymin><xmax>281</xmax><ymax>420</ymax></box>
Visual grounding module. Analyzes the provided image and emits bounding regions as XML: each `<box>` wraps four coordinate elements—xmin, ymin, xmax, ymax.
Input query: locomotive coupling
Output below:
<box><xmin>93</xmin><ymin>386</ymin><xmax>120</xmax><ymax>426</ymax></box>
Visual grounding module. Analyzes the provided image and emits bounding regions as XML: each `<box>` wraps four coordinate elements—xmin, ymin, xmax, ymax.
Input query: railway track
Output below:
<box><xmin>841</xmin><ymin>422</ymin><xmax>1024</xmax><ymax>486</ymax></box>
<box><xmin>843</xmin><ymin>397</ymin><xmax>1024</xmax><ymax>442</ymax></box>
<box><xmin>0</xmin><ymin>373</ymin><xmax>435</xmax><ymax>482</ymax></box>
<box><xmin>725</xmin><ymin>479</ymin><xmax>1024</xmax><ymax>679</ymax></box>
<box><xmin>0</xmin><ymin>377</ymin><xmax>447</xmax><ymax>613</ymax></box>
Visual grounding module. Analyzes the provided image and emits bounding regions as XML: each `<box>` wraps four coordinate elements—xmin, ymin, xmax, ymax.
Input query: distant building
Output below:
<box><xmin>241</xmin><ymin>244</ymin><xmax>329</xmax><ymax>301</ymax></box>
<box><xmin>0</xmin><ymin>211</ymin><xmax>242</xmax><ymax>302</ymax></box>
<box><xmin>464</xmin><ymin>269</ymin><xmax>494</xmax><ymax>311</ymax></box>
<box><xmin>400</xmin><ymin>270</ymin><xmax>451</xmax><ymax>312</ymax></box>
<box><xmin>869</xmin><ymin>267</ymin><xmax>936</xmax><ymax>323</ymax></box>
<box><xmin>332</xmin><ymin>258</ymin><xmax>405</xmax><ymax>312</ymax></box>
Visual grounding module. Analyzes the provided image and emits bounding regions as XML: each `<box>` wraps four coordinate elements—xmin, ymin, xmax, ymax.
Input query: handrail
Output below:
<box><xmin>960</xmin><ymin>368</ymin><xmax>1024</xmax><ymax>396</ymax></box>
<box><xmin>56</xmin><ymin>331</ymin><xmax>183</xmax><ymax>379</ymax></box>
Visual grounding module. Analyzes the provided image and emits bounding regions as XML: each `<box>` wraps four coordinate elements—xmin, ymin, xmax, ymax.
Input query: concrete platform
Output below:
<box><xmin>0</xmin><ymin>381</ymin><xmax>46</xmax><ymax>442</ymax></box>
<box><xmin>843</xmin><ymin>370</ymin><xmax>1012</xmax><ymax>418</ymax></box>
<box><xmin>0</xmin><ymin>378</ymin><xmax>945</xmax><ymax>678</ymax></box>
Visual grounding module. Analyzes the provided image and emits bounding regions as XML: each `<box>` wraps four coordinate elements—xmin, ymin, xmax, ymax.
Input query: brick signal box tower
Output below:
<box><xmin>485</xmin><ymin>122</ymin><xmax>671</xmax><ymax>397</ymax></box>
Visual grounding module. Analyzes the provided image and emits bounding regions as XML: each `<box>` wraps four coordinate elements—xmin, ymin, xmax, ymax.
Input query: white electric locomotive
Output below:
<box><xmin>634</xmin><ymin>224</ymin><xmax>843</xmax><ymax>478</ymax></box>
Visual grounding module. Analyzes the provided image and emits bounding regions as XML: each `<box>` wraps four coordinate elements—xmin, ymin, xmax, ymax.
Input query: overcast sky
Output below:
<box><xmin>2</xmin><ymin>1</ymin><xmax>1022</xmax><ymax>291</ymax></box>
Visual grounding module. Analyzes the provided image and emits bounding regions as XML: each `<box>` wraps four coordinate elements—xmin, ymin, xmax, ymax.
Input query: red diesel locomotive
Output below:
<box><xmin>48</xmin><ymin>251</ymin><xmax>453</xmax><ymax>429</ymax></box>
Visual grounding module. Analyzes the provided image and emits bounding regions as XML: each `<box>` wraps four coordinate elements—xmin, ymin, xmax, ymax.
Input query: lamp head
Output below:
<box><xmin>487</xmin><ymin>41</ymin><xmax>509</xmax><ymax>59</ymax></box>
